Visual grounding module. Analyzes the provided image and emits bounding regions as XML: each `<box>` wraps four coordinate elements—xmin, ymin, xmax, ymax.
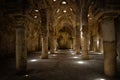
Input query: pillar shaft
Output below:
<box><xmin>48</xmin><ymin>9</ymin><xmax>56</xmax><ymax>54</ymax></box>
<box><xmin>101</xmin><ymin>16</ymin><xmax>117</xmax><ymax>76</ymax></box>
<box><xmin>93</xmin><ymin>36</ymin><xmax>98</xmax><ymax>52</ymax></box>
<box><xmin>98</xmin><ymin>38</ymin><xmax>103</xmax><ymax>53</ymax></box>
<box><xmin>81</xmin><ymin>34</ymin><xmax>89</xmax><ymax>59</ymax></box>
<box><xmin>16</xmin><ymin>16</ymin><xmax>27</xmax><ymax>73</ymax></box>
<box><xmin>103</xmin><ymin>41</ymin><xmax>117</xmax><ymax>76</ymax></box>
<box><xmin>72</xmin><ymin>38</ymin><xmax>76</xmax><ymax>50</ymax></box>
<box><xmin>72</xmin><ymin>27</ymin><xmax>76</xmax><ymax>50</ymax></box>
<box><xmin>40</xmin><ymin>9</ymin><xmax>48</xmax><ymax>59</ymax></box>
<box><xmin>76</xmin><ymin>27</ymin><xmax>80</xmax><ymax>54</ymax></box>
<box><xmin>89</xmin><ymin>36</ymin><xmax>94</xmax><ymax>51</ymax></box>
<box><xmin>50</xmin><ymin>36</ymin><xmax>56</xmax><ymax>54</ymax></box>
<box><xmin>41</xmin><ymin>36</ymin><xmax>48</xmax><ymax>58</ymax></box>
<box><xmin>81</xmin><ymin>8</ymin><xmax>89</xmax><ymax>60</ymax></box>
<box><xmin>75</xmin><ymin>11</ymin><xmax>81</xmax><ymax>54</ymax></box>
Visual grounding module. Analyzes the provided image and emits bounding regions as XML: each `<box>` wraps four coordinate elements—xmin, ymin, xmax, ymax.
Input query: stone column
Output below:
<box><xmin>72</xmin><ymin>37</ymin><xmax>76</xmax><ymax>50</ymax></box>
<box><xmin>40</xmin><ymin>9</ymin><xmax>48</xmax><ymax>59</ymax></box>
<box><xmin>49</xmin><ymin>11</ymin><xmax>56</xmax><ymax>54</ymax></box>
<box><xmin>72</xmin><ymin>26</ymin><xmax>76</xmax><ymax>50</ymax></box>
<box><xmin>101</xmin><ymin>16</ymin><xmax>117</xmax><ymax>77</ymax></box>
<box><xmin>89</xmin><ymin>36</ymin><xmax>94</xmax><ymax>51</ymax></box>
<box><xmin>76</xmin><ymin>28</ymin><xmax>80</xmax><ymax>54</ymax></box>
<box><xmin>99</xmin><ymin>37</ymin><xmax>103</xmax><ymax>53</ymax></box>
<box><xmin>15</xmin><ymin>15</ymin><xmax>27</xmax><ymax>74</ymax></box>
<box><xmin>93</xmin><ymin>36</ymin><xmax>98</xmax><ymax>52</ymax></box>
<box><xmin>75</xmin><ymin>12</ymin><xmax>81</xmax><ymax>54</ymax></box>
<box><xmin>81</xmin><ymin>8</ymin><xmax>89</xmax><ymax>60</ymax></box>
<box><xmin>41</xmin><ymin>36</ymin><xmax>48</xmax><ymax>58</ymax></box>
<box><xmin>50</xmin><ymin>36</ymin><xmax>56</xmax><ymax>54</ymax></box>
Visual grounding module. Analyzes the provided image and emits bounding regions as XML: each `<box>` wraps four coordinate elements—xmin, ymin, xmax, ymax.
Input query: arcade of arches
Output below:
<box><xmin>0</xmin><ymin>0</ymin><xmax>120</xmax><ymax>79</ymax></box>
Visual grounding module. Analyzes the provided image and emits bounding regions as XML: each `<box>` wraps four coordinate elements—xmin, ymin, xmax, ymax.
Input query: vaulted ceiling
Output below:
<box><xmin>0</xmin><ymin>0</ymin><xmax>120</xmax><ymax>32</ymax></box>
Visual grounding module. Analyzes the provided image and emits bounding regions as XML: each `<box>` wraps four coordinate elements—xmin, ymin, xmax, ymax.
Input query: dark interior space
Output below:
<box><xmin>0</xmin><ymin>0</ymin><xmax>120</xmax><ymax>80</ymax></box>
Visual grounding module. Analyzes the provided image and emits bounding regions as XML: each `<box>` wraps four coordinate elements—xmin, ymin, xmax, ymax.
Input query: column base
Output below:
<box><xmin>81</xmin><ymin>54</ymin><xmax>89</xmax><ymax>60</ymax></box>
<box><xmin>41</xmin><ymin>54</ymin><xmax>48</xmax><ymax>59</ymax></box>
<box><xmin>50</xmin><ymin>50</ymin><xmax>56</xmax><ymax>54</ymax></box>
<box><xmin>76</xmin><ymin>51</ymin><xmax>80</xmax><ymax>54</ymax></box>
<box><xmin>81</xmin><ymin>50</ymin><xmax>89</xmax><ymax>60</ymax></box>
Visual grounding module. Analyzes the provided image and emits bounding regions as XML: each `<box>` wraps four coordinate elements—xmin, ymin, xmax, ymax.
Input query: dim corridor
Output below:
<box><xmin>0</xmin><ymin>50</ymin><xmax>120</xmax><ymax>80</ymax></box>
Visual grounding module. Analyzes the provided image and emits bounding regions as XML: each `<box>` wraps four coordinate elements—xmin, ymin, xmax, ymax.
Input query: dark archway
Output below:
<box><xmin>57</xmin><ymin>23</ymin><xmax>73</xmax><ymax>49</ymax></box>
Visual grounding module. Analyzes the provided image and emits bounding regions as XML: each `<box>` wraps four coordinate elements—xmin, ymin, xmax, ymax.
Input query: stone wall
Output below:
<box><xmin>0</xmin><ymin>14</ymin><xmax>15</xmax><ymax>57</ymax></box>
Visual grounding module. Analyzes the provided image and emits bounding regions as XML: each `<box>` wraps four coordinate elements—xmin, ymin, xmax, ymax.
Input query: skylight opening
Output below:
<box><xmin>53</xmin><ymin>0</ymin><xmax>56</xmax><ymax>2</ymax></box>
<box><xmin>94</xmin><ymin>78</ymin><xmax>106</xmax><ymax>80</ymax></box>
<box><xmin>34</xmin><ymin>16</ymin><xmax>38</xmax><ymax>19</ymax></box>
<box><xmin>34</xmin><ymin>9</ymin><xmax>39</xmax><ymax>12</ymax></box>
<box><xmin>62</xmin><ymin>1</ymin><xmax>67</xmax><ymax>4</ymax></box>
<box><xmin>63</xmin><ymin>10</ymin><xmax>67</xmax><ymax>13</ymax></box>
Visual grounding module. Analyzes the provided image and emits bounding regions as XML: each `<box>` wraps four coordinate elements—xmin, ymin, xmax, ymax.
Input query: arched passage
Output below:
<box><xmin>57</xmin><ymin>23</ymin><xmax>73</xmax><ymax>49</ymax></box>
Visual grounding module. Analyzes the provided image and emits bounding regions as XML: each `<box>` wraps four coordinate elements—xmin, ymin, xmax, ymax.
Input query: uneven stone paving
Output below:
<box><xmin>0</xmin><ymin>51</ymin><xmax>120</xmax><ymax>80</ymax></box>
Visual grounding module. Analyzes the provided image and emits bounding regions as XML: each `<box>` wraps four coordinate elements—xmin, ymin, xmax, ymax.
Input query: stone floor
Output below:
<box><xmin>0</xmin><ymin>50</ymin><xmax>120</xmax><ymax>80</ymax></box>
